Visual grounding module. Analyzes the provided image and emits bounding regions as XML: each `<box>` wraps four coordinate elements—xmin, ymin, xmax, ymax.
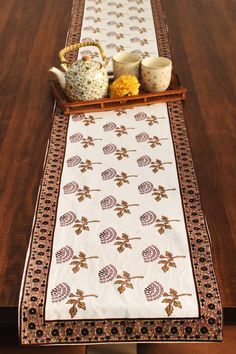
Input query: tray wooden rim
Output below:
<box><xmin>50</xmin><ymin>71</ymin><xmax>187</xmax><ymax>115</ymax></box>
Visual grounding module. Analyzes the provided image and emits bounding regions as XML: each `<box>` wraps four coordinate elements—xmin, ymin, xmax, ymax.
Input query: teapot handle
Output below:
<box><xmin>59</xmin><ymin>41</ymin><xmax>108</xmax><ymax>71</ymax></box>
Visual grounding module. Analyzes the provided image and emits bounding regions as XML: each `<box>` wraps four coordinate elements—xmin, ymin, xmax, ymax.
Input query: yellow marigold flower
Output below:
<box><xmin>110</xmin><ymin>75</ymin><xmax>140</xmax><ymax>98</ymax></box>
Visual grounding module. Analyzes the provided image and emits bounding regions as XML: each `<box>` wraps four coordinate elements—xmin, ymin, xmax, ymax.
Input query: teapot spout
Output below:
<box><xmin>49</xmin><ymin>67</ymin><xmax>66</xmax><ymax>89</ymax></box>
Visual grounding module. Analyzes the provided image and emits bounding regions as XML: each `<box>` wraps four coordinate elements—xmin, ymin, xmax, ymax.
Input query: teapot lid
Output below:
<box><xmin>72</xmin><ymin>55</ymin><xmax>101</xmax><ymax>72</ymax></box>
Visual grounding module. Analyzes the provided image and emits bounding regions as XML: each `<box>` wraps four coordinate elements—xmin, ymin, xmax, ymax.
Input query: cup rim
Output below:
<box><xmin>113</xmin><ymin>51</ymin><xmax>142</xmax><ymax>64</ymax></box>
<box><xmin>141</xmin><ymin>56</ymin><xmax>172</xmax><ymax>69</ymax></box>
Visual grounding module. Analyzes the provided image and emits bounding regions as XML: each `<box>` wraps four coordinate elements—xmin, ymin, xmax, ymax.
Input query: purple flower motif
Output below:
<box><xmin>51</xmin><ymin>283</ymin><xmax>71</xmax><ymax>303</ymax></box>
<box><xmin>134</xmin><ymin>112</ymin><xmax>147</xmax><ymax>121</ymax></box>
<box><xmin>142</xmin><ymin>245</ymin><xmax>160</xmax><ymax>263</ymax></box>
<box><xmin>140</xmin><ymin>211</ymin><xmax>157</xmax><ymax>226</ymax></box>
<box><xmin>86</xmin><ymin>6</ymin><xmax>96</xmax><ymax>11</ymax></box>
<box><xmin>130</xmin><ymin>26</ymin><xmax>139</xmax><ymax>31</ymax></box>
<box><xmin>72</xmin><ymin>113</ymin><xmax>85</xmax><ymax>121</ymax></box>
<box><xmin>103</xmin><ymin>122</ymin><xmax>116</xmax><ymax>131</ymax></box>
<box><xmin>135</xmin><ymin>132</ymin><xmax>149</xmax><ymax>142</ymax></box>
<box><xmin>131</xmin><ymin>49</ymin><xmax>142</xmax><ymax>55</ymax></box>
<box><xmin>60</xmin><ymin>211</ymin><xmax>76</xmax><ymax>227</ymax></box>
<box><xmin>103</xmin><ymin>143</ymin><xmax>117</xmax><ymax>154</ymax></box>
<box><xmin>84</xmin><ymin>16</ymin><xmax>94</xmax><ymax>21</ymax></box>
<box><xmin>137</xmin><ymin>155</ymin><xmax>151</xmax><ymax>167</ymax></box>
<box><xmin>63</xmin><ymin>181</ymin><xmax>79</xmax><ymax>194</ymax></box>
<box><xmin>80</xmin><ymin>50</ymin><xmax>92</xmax><ymax>57</ymax></box>
<box><xmin>101</xmin><ymin>168</ymin><xmax>117</xmax><ymax>180</ymax></box>
<box><xmin>106</xmin><ymin>43</ymin><xmax>117</xmax><ymax>49</ymax></box>
<box><xmin>130</xmin><ymin>37</ymin><xmax>140</xmax><ymax>43</ymax></box>
<box><xmin>100</xmin><ymin>195</ymin><xmax>117</xmax><ymax>209</ymax></box>
<box><xmin>99</xmin><ymin>265</ymin><xmax>118</xmax><ymax>283</ymax></box>
<box><xmin>99</xmin><ymin>227</ymin><xmax>117</xmax><ymax>244</ymax></box>
<box><xmin>56</xmin><ymin>246</ymin><xmax>74</xmax><ymax>264</ymax></box>
<box><xmin>108</xmin><ymin>11</ymin><xmax>116</xmax><ymax>15</ymax></box>
<box><xmin>107</xmin><ymin>21</ymin><xmax>116</xmax><ymax>25</ymax></box>
<box><xmin>107</xmin><ymin>32</ymin><xmax>116</xmax><ymax>37</ymax></box>
<box><xmin>138</xmin><ymin>181</ymin><xmax>154</xmax><ymax>194</ymax></box>
<box><xmin>84</xmin><ymin>26</ymin><xmax>93</xmax><ymax>31</ymax></box>
<box><xmin>129</xmin><ymin>6</ymin><xmax>138</xmax><ymax>10</ymax></box>
<box><xmin>69</xmin><ymin>133</ymin><xmax>83</xmax><ymax>143</ymax></box>
<box><xmin>67</xmin><ymin>155</ymin><xmax>81</xmax><ymax>167</ymax></box>
<box><xmin>129</xmin><ymin>16</ymin><xmax>138</xmax><ymax>20</ymax></box>
<box><xmin>81</xmin><ymin>37</ymin><xmax>93</xmax><ymax>42</ymax></box>
<box><xmin>144</xmin><ymin>281</ymin><xmax>164</xmax><ymax>301</ymax></box>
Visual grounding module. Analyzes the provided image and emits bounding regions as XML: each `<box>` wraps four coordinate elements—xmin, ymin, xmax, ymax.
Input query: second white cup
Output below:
<box><xmin>141</xmin><ymin>57</ymin><xmax>172</xmax><ymax>92</ymax></box>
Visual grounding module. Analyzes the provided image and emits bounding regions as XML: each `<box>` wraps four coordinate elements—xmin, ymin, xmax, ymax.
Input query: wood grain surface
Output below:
<box><xmin>0</xmin><ymin>0</ymin><xmax>73</xmax><ymax>307</ymax></box>
<box><xmin>0</xmin><ymin>0</ymin><xmax>235</xmax><ymax>317</ymax></box>
<box><xmin>161</xmin><ymin>0</ymin><xmax>236</xmax><ymax>308</ymax></box>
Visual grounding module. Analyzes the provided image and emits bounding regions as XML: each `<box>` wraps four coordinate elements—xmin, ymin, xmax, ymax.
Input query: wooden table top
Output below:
<box><xmin>0</xmin><ymin>0</ymin><xmax>236</xmax><ymax>315</ymax></box>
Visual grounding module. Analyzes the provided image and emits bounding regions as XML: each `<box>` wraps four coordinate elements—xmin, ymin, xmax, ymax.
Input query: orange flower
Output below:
<box><xmin>110</xmin><ymin>75</ymin><xmax>140</xmax><ymax>97</ymax></box>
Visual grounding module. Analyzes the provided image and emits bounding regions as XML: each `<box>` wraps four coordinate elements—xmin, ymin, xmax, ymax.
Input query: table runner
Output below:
<box><xmin>19</xmin><ymin>0</ymin><xmax>222</xmax><ymax>345</ymax></box>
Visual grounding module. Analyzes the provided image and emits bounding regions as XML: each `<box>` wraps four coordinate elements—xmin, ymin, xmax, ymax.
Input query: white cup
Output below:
<box><xmin>112</xmin><ymin>52</ymin><xmax>142</xmax><ymax>79</ymax></box>
<box><xmin>141</xmin><ymin>56</ymin><xmax>172</xmax><ymax>92</ymax></box>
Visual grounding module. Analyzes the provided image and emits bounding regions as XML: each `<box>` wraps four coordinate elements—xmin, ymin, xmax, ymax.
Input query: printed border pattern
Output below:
<box><xmin>20</xmin><ymin>0</ymin><xmax>222</xmax><ymax>345</ymax></box>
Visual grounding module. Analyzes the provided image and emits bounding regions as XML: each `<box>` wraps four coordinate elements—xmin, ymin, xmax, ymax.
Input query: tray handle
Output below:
<box><xmin>59</xmin><ymin>41</ymin><xmax>108</xmax><ymax>71</ymax></box>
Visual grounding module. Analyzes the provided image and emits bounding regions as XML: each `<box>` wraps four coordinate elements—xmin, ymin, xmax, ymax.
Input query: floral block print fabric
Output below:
<box><xmin>79</xmin><ymin>0</ymin><xmax>159</xmax><ymax>71</ymax></box>
<box><xmin>19</xmin><ymin>0</ymin><xmax>222</xmax><ymax>345</ymax></box>
<box><xmin>45</xmin><ymin>105</ymin><xmax>199</xmax><ymax>321</ymax></box>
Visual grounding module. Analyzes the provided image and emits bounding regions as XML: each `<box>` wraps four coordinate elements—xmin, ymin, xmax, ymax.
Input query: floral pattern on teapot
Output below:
<box><xmin>65</xmin><ymin>57</ymin><xmax>108</xmax><ymax>101</ymax></box>
<box><xmin>50</xmin><ymin>41</ymin><xmax>109</xmax><ymax>101</ymax></box>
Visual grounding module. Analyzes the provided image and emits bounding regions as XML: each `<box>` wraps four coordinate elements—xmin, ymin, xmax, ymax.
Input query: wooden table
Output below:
<box><xmin>0</xmin><ymin>0</ymin><xmax>235</xmax><ymax>329</ymax></box>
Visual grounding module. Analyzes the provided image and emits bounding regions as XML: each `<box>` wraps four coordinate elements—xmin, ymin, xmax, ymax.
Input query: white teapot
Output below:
<box><xmin>49</xmin><ymin>41</ymin><xmax>109</xmax><ymax>101</ymax></box>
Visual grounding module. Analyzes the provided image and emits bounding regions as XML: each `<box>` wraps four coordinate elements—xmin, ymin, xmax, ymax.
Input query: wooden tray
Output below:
<box><xmin>50</xmin><ymin>71</ymin><xmax>187</xmax><ymax>115</ymax></box>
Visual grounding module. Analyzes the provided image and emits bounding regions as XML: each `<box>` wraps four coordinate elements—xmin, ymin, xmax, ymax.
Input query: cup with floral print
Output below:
<box><xmin>141</xmin><ymin>56</ymin><xmax>172</xmax><ymax>92</ymax></box>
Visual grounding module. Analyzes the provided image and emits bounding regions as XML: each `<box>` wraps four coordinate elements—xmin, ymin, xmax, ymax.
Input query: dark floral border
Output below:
<box><xmin>19</xmin><ymin>0</ymin><xmax>222</xmax><ymax>345</ymax></box>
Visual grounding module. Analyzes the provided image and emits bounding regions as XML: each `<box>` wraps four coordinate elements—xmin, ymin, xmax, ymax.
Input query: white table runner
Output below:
<box><xmin>19</xmin><ymin>0</ymin><xmax>222</xmax><ymax>345</ymax></box>
<box><xmin>45</xmin><ymin>0</ymin><xmax>198</xmax><ymax>321</ymax></box>
<box><xmin>46</xmin><ymin>105</ymin><xmax>198</xmax><ymax>320</ymax></box>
